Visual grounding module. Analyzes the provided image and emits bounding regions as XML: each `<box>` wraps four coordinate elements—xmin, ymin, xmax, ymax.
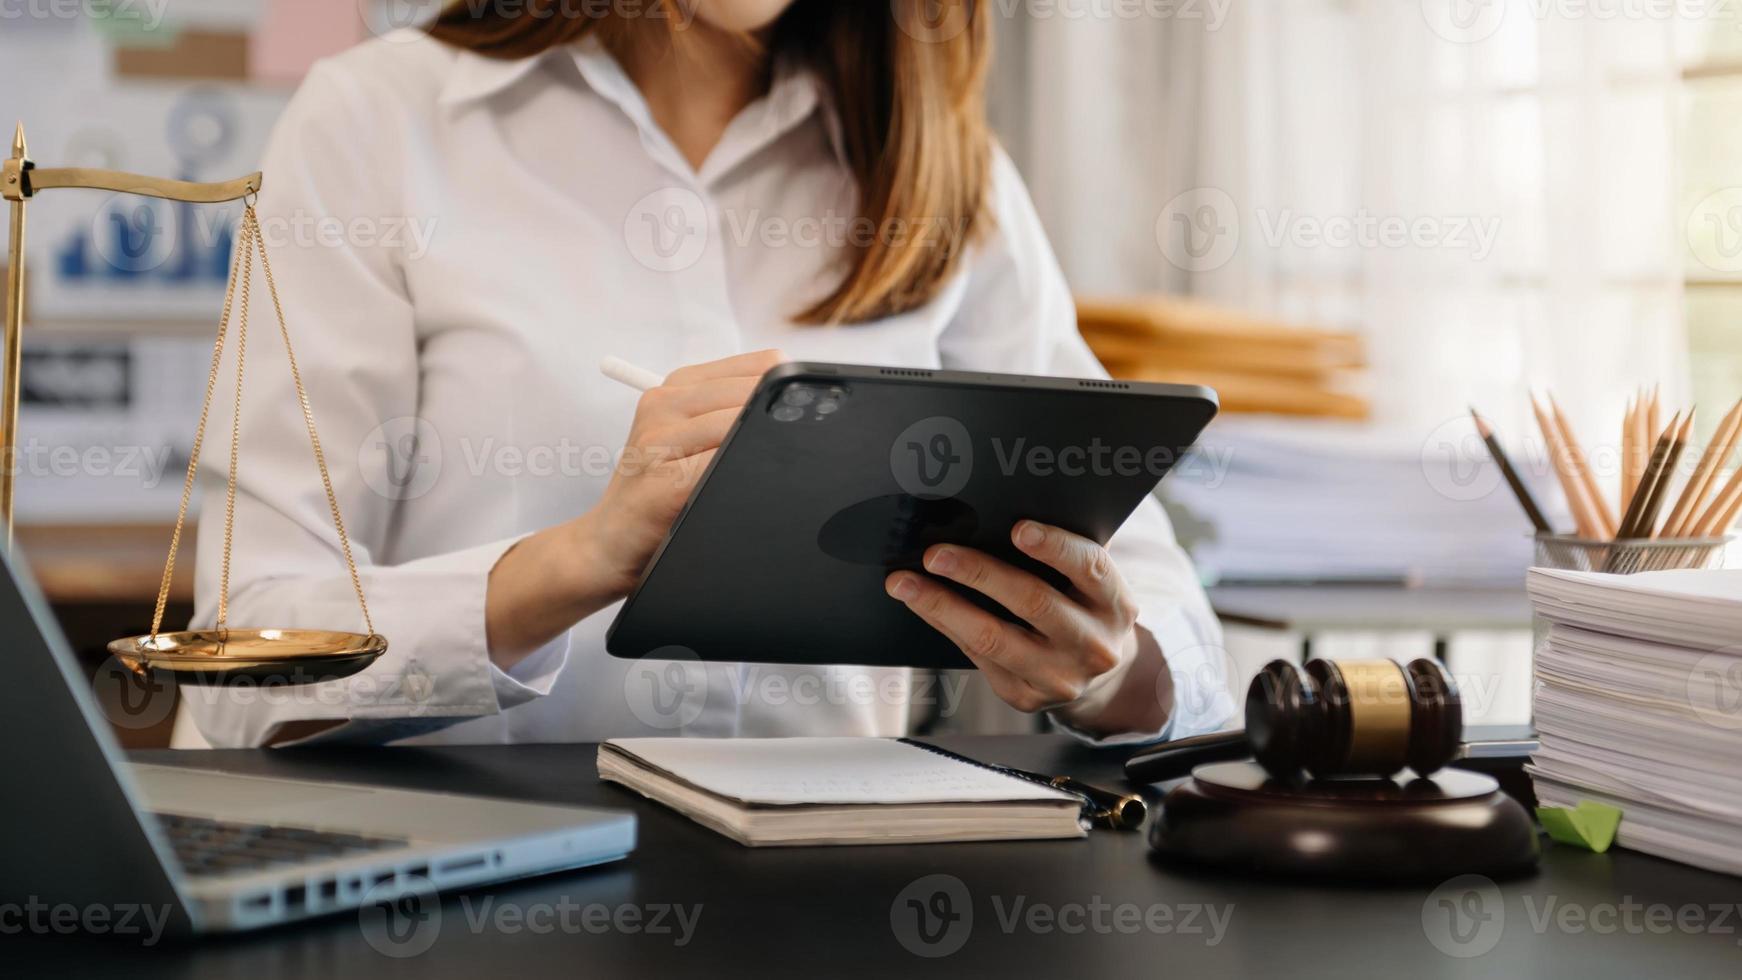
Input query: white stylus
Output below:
<box><xmin>599</xmin><ymin>356</ymin><xmax>666</xmax><ymax>392</ymax></box>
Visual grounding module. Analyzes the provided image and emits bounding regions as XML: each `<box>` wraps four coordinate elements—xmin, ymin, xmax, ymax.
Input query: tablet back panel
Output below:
<box><xmin>607</xmin><ymin>363</ymin><xmax>1217</xmax><ymax>669</ymax></box>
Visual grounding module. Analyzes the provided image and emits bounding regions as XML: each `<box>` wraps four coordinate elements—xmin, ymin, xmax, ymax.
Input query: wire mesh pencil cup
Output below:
<box><xmin>1533</xmin><ymin>533</ymin><xmax>1733</xmax><ymax>574</ymax></box>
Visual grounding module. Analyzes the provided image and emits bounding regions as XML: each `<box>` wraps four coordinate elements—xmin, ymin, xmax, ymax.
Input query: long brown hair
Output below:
<box><xmin>427</xmin><ymin>1</ymin><xmax>992</xmax><ymax>325</ymax></box>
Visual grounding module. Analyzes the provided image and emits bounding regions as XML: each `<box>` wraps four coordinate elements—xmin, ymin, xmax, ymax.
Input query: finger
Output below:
<box><xmin>642</xmin><ymin>407</ymin><xmax>740</xmax><ymax>459</ymax></box>
<box><xmin>1012</xmin><ymin>520</ymin><xmax>1131</xmax><ymax>618</ymax></box>
<box><xmin>638</xmin><ymin>375</ymin><xmax>761</xmax><ymax>422</ymax></box>
<box><xmin>920</xmin><ymin>544</ymin><xmax>1091</xmax><ymax>646</ymax></box>
<box><xmin>885</xmin><ymin>573</ymin><xmax>1060</xmax><ymax>711</ymax></box>
<box><xmin>964</xmin><ymin>658</ymin><xmax>1058</xmax><ymax>716</ymax></box>
<box><xmin>665</xmin><ymin>348</ymin><xmax>787</xmax><ymax>386</ymax></box>
<box><xmin>640</xmin><ymin>448</ymin><xmax>715</xmax><ymax>524</ymax></box>
<box><xmin>883</xmin><ymin>571</ymin><xmax>1056</xmax><ymax>684</ymax></box>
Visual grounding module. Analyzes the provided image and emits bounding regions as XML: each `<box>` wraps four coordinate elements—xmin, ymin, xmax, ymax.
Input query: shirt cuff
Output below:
<box><xmin>339</xmin><ymin>534</ymin><xmax>569</xmax><ymax>719</ymax></box>
<box><xmin>372</xmin><ymin>533</ymin><xmax>572</xmax><ymax>717</ymax></box>
<box><xmin>1049</xmin><ymin>605</ymin><xmax>1237</xmax><ymax>749</ymax></box>
<box><xmin>181</xmin><ymin>534</ymin><xmax>569</xmax><ymax>747</ymax></box>
<box><xmin>492</xmin><ymin>622</ymin><xmax>570</xmax><ymax>709</ymax></box>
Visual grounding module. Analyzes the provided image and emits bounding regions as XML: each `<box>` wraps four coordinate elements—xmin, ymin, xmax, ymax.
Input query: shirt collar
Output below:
<box><xmin>439</xmin><ymin>35</ymin><xmax>847</xmax><ymax>170</ymax></box>
<box><xmin>437</xmin><ymin>44</ymin><xmax>557</xmax><ymax>108</ymax></box>
<box><xmin>762</xmin><ymin>54</ymin><xmax>849</xmax><ymax>170</ymax></box>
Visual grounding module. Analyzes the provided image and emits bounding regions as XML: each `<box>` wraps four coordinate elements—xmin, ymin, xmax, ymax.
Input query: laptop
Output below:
<box><xmin>0</xmin><ymin>545</ymin><xmax>635</xmax><ymax>934</ymax></box>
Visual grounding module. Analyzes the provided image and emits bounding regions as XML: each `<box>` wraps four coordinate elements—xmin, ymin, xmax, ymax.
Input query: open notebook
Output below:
<box><xmin>597</xmin><ymin>737</ymin><xmax>1089</xmax><ymax>846</ymax></box>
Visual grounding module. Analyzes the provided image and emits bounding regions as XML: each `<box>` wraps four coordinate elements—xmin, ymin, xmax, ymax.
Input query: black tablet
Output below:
<box><xmin>606</xmin><ymin>362</ymin><xmax>1218</xmax><ymax>669</ymax></box>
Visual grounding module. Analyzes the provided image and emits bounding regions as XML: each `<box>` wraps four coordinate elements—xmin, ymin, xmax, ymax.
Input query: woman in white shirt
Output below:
<box><xmin>179</xmin><ymin>0</ymin><xmax>1234</xmax><ymax>747</ymax></box>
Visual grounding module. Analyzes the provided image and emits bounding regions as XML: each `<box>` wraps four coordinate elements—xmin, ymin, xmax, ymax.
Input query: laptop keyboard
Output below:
<box><xmin>151</xmin><ymin>812</ymin><xmax>408</xmax><ymax>878</ymax></box>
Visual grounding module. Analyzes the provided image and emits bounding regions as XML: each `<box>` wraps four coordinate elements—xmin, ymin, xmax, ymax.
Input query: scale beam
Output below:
<box><xmin>1</xmin><ymin>121</ymin><xmax>262</xmax><ymax>542</ymax></box>
<box><xmin>2</xmin><ymin>121</ymin><xmax>383</xmax><ymax>682</ymax></box>
<box><xmin>6</xmin><ymin>166</ymin><xmax>261</xmax><ymax>204</ymax></box>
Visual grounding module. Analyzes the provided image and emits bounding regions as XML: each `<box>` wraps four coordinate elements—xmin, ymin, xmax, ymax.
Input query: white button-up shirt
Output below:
<box><xmin>178</xmin><ymin>31</ymin><xmax>1233</xmax><ymax>748</ymax></box>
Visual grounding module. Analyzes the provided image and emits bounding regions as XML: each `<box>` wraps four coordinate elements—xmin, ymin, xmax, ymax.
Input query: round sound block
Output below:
<box><xmin>1149</xmin><ymin>761</ymin><xmax>1539</xmax><ymax>881</ymax></box>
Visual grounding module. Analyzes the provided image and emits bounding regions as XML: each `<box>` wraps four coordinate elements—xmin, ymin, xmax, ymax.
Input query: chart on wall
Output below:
<box><xmin>0</xmin><ymin>3</ymin><xmax>388</xmax><ymax>520</ymax></box>
<box><xmin>25</xmin><ymin>87</ymin><xmax>288</xmax><ymax>322</ymax></box>
<box><xmin>4</xmin><ymin>2</ymin><xmax>392</xmax><ymax>322</ymax></box>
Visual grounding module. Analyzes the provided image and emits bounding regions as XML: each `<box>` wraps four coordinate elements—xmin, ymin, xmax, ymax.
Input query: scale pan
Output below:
<box><xmin>107</xmin><ymin>629</ymin><xmax>388</xmax><ymax>686</ymax></box>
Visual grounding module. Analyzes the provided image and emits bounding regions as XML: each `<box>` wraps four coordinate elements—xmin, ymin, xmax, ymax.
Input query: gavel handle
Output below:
<box><xmin>1123</xmin><ymin>730</ymin><xmax>1252</xmax><ymax>784</ymax></box>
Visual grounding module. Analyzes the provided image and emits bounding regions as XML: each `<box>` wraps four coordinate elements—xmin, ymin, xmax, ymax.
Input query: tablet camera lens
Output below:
<box><xmin>815</xmin><ymin>399</ymin><xmax>840</xmax><ymax>416</ymax></box>
<box><xmin>772</xmin><ymin>404</ymin><xmax>805</xmax><ymax>422</ymax></box>
<box><xmin>781</xmin><ymin>386</ymin><xmax>816</xmax><ymax>408</ymax></box>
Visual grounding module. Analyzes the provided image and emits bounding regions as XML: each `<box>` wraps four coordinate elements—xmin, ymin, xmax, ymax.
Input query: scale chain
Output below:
<box><xmin>148</xmin><ymin>214</ymin><xmax>248</xmax><ymax>641</ymax></box>
<box><xmin>216</xmin><ymin>202</ymin><xmax>254</xmax><ymax>628</ymax></box>
<box><xmin>148</xmin><ymin>204</ymin><xmax>375</xmax><ymax>644</ymax></box>
<box><xmin>248</xmin><ymin>206</ymin><xmax>375</xmax><ymax>636</ymax></box>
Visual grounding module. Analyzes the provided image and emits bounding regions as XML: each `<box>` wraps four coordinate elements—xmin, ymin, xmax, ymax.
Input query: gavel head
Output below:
<box><xmin>1244</xmin><ymin>658</ymin><xmax>1462</xmax><ymax>780</ymax></box>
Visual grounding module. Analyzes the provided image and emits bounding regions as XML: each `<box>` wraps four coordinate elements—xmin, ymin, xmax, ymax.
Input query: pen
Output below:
<box><xmin>1044</xmin><ymin>774</ymin><xmax>1150</xmax><ymax>831</ymax></box>
<box><xmin>896</xmin><ymin>738</ymin><xmax>1148</xmax><ymax>830</ymax></box>
<box><xmin>599</xmin><ymin>355</ymin><xmax>666</xmax><ymax>392</ymax></box>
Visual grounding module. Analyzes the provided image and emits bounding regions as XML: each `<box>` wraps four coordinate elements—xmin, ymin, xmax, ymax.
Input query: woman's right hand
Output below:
<box><xmin>484</xmin><ymin>349</ymin><xmax>785</xmax><ymax>665</ymax></box>
<box><xmin>586</xmin><ymin>349</ymin><xmax>788</xmax><ymax>593</ymax></box>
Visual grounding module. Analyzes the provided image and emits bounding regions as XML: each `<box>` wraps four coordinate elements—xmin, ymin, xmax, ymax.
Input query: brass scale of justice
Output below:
<box><xmin>3</xmin><ymin>122</ymin><xmax>386</xmax><ymax>685</ymax></box>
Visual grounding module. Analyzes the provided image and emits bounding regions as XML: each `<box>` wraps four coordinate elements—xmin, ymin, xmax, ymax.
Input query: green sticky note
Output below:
<box><xmin>1537</xmin><ymin>801</ymin><xmax>1622</xmax><ymax>853</ymax></box>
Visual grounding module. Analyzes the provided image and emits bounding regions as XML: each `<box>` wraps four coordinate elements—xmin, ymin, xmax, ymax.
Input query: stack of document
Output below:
<box><xmin>1526</xmin><ymin>568</ymin><xmax>1742</xmax><ymax>874</ymax></box>
<box><xmin>1078</xmin><ymin>295</ymin><xmax>1369</xmax><ymax>419</ymax></box>
<box><xmin>1166</xmin><ymin>418</ymin><xmax>1551</xmax><ymax>586</ymax></box>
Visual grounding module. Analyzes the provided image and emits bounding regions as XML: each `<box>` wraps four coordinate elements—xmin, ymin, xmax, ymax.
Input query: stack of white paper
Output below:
<box><xmin>1525</xmin><ymin>568</ymin><xmax>1742</xmax><ymax>874</ymax></box>
<box><xmin>1167</xmin><ymin>418</ymin><xmax>1553</xmax><ymax>586</ymax></box>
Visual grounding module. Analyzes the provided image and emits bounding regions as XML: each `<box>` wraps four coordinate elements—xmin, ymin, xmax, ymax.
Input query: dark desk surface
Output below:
<box><xmin>17</xmin><ymin>737</ymin><xmax>1741</xmax><ymax>978</ymax></box>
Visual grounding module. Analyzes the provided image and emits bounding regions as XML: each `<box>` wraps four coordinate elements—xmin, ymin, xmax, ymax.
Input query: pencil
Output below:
<box><xmin>1532</xmin><ymin>394</ymin><xmax>1603</xmax><ymax>539</ymax></box>
<box><xmin>1707</xmin><ymin>478</ymin><xmax>1742</xmax><ymax>537</ymax></box>
<box><xmin>1471</xmin><ymin>407</ymin><xmax>1552</xmax><ymax>533</ymax></box>
<box><xmin>1694</xmin><ymin>458</ymin><xmax>1742</xmax><ymax>538</ymax></box>
<box><xmin>1616</xmin><ymin>411</ymin><xmax>1681</xmax><ymax>540</ymax></box>
<box><xmin>1648</xmin><ymin>384</ymin><xmax>1662</xmax><ymax>448</ymax></box>
<box><xmin>1620</xmin><ymin>395</ymin><xmax>1636</xmax><ymax>515</ymax></box>
<box><xmin>1663</xmin><ymin>398</ymin><xmax>1742</xmax><ymax>538</ymax></box>
<box><xmin>1628</xmin><ymin>386</ymin><xmax>1649</xmax><ymax>504</ymax></box>
<box><xmin>1550</xmin><ymin>395</ymin><xmax>1616</xmax><ymax>538</ymax></box>
<box><xmin>1640</xmin><ymin>411</ymin><xmax>1693</xmax><ymax>539</ymax></box>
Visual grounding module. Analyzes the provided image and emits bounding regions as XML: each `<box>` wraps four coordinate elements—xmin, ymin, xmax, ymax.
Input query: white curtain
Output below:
<box><xmin>990</xmin><ymin>0</ymin><xmax>1691</xmax><ymax>442</ymax></box>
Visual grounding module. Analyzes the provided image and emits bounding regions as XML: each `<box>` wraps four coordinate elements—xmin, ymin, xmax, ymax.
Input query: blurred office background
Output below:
<box><xmin>2</xmin><ymin>0</ymin><xmax>1739</xmax><ymax>743</ymax></box>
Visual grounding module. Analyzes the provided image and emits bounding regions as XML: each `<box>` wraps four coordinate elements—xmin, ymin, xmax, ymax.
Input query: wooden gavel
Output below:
<box><xmin>1126</xmin><ymin>658</ymin><xmax>1463</xmax><ymax>783</ymax></box>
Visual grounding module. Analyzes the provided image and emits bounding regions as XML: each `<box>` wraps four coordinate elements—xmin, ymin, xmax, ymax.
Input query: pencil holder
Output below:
<box><xmin>1533</xmin><ymin>533</ymin><xmax>1733</xmax><ymax>575</ymax></box>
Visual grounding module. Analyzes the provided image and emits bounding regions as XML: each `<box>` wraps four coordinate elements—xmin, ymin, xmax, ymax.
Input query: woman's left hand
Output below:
<box><xmin>885</xmin><ymin>520</ymin><xmax>1142</xmax><ymax>715</ymax></box>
